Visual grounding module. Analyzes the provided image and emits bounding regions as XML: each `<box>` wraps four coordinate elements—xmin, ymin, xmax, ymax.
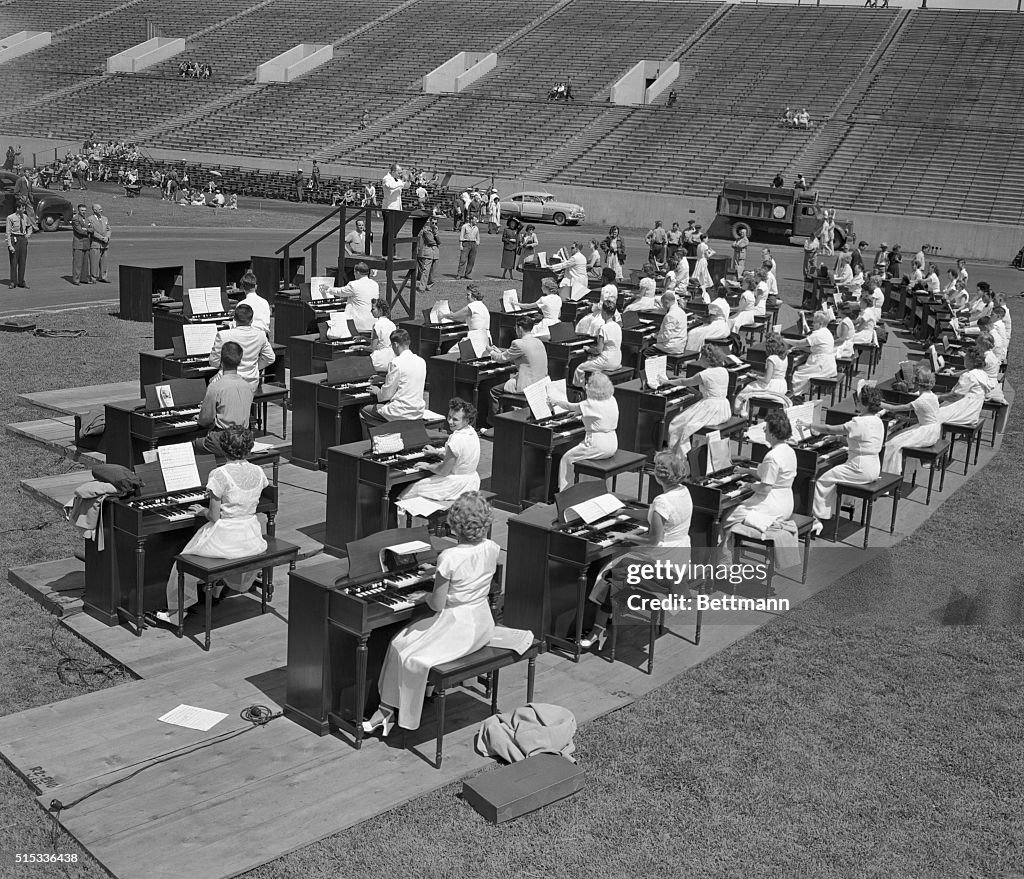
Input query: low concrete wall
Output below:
<box><xmin>424</xmin><ymin>52</ymin><xmax>496</xmax><ymax>93</ymax></box>
<box><xmin>256</xmin><ymin>43</ymin><xmax>332</xmax><ymax>84</ymax></box>
<box><xmin>0</xmin><ymin>31</ymin><xmax>51</xmax><ymax>64</ymax></box>
<box><xmin>107</xmin><ymin>37</ymin><xmax>185</xmax><ymax>73</ymax></box>
<box><xmin>645</xmin><ymin>62</ymin><xmax>679</xmax><ymax>104</ymax></box>
<box><xmin>609</xmin><ymin>61</ymin><xmax>645</xmax><ymax>105</ymax></box>
<box><xmin>454</xmin><ymin>53</ymin><xmax>496</xmax><ymax>92</ymax></box>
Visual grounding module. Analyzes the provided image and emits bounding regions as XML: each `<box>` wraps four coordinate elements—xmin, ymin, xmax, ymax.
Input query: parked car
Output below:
<box><xmin>0</xmin><ymin>171</ymin><xmax>73</xmax><ymax>231</ymax></box>
<box><xmin>502</xmin><ymin>191</ymin><xmax>585</xmax><ymax>226</ymax></box>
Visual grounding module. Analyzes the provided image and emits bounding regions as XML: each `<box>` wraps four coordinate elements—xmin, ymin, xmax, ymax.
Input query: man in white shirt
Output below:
<box><xmin>328</xmin><ymin>261</ymin><xmax>377</xmax><ymax>332</ymax></box>
<box><xmin>360</xmin><ymin>328</ymin><xmax>426</xmax><ymax>432</ymax></box>
<box><xmin>456</xmin><ymin>215</ymin><xmax>480</xmax><ymax>279</ymax></box>
<box><xmin>651</xmin><ymin>292</ymin><xmax>688</xmax><ymax>355</ymax></box>
<box><xmin>550</xmin><ymin>241</ymin><xmax>589</xmax><ymax>299</ymax></box>
<box><xmin>483</xmin><ymin>315</ymin><xmax>550</xmax><ymax>435</ymax></box>
<box><xmin>237</xmin><ymin>270</ymin><xmax>271</xmax><ymax>335</ymax></box>
<box><xmin>381</xmin><ymin>163</ymin><xmax>410</xmax><ymax>257</ymax></box>
<box><xmin>210</xmin><ymin>303</ymin><xmax>276</xmax><ymax>386</ymax></box>
<box><xmin>344</xmin><ymin>219</ymin><xmax>369</xmax><ymax>256</ymax></box>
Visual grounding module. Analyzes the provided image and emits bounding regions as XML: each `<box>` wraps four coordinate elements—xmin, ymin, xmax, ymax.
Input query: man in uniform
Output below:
<box><xmin>71</xmin><ymin>204</ymin><xmax>92</xmax><ymax>285</ymax></box>
<box><xmin>6</xmin><ymin>202</ymin><xmax>31</xmax><ymax>289</ymax></box>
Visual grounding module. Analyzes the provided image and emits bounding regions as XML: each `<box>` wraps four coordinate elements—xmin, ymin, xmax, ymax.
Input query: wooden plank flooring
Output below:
<box><xmin>19</xmin><ymin>381</ymin><xmax>141</xmax><ymax>415</ymax></box>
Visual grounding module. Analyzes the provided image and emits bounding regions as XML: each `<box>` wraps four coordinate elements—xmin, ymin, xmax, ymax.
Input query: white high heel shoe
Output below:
<box><xmin>361</xmin><ymin>707</ymin><xmax>395</xmax><ymax>737</ymax></box>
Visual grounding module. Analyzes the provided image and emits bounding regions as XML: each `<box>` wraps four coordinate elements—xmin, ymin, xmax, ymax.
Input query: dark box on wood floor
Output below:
<box><xmin>462</xmin><ymin>754</ymin><xmax>583</xmax><ymax>824</ymax></box>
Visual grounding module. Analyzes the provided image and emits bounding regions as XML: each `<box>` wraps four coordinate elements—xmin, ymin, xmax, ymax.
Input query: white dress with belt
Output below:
<box><xmin>721</xmin><ymin>442</ymin><xmax>797</xmax><ymax>559</ymax></box>
<box><xmin>792</xmin><ymin>327</ymin><xmax>838</xmax><ymax>395</ymax></box>
<box><xmin>667</xmin><ymin>367</ymin><xmax>732</xmax><ymax>452</ymax></box>
<box><xmin>734</xmin><ymin>354</ymin><xmax>789</xmax><ymax>416</ymax></box>
<box><xmin>693</xmin><ymin>242</ymin><xmax>713</xmax><ymax>290</ymax></box>
<box><xmin>812</xmin><ymin>414</ymin><xmax>884</xmax><ymax>519</ymax></box>
<box><xmin>833</xmin><ymin>316</ymin><xmax>855</xmax><ymax>359</ymax></box>
<box><xmin>559</xmin><ymin>396</ymin><xmax>619</xmax><ymax>490</ymax></box>
<box><xmin>881</xmin><ymin>392</ymin><xmax>941</xmax><ymax>473</ymax></box>
<box><xmin>938</xmin><ymin>369</ymin><xmax>993</xmax><ymax>427</ymax></box>
<box><xmin>378</xmin><ymin>540</ymin><xmax>498</xmax><ymax>730</ymax></box>
<box><xmin>399</xmin><ymin>426</ymin><xmax>481</xmax><ymax>503</ymax></box>
<box><xmin>370</xmin><ymin>316</ymin><xmax>397</xmax><ymax>372</ymax></box>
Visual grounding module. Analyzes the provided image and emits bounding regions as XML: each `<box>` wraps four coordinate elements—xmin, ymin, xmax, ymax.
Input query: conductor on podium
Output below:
<box><xmin>381</xmin><ymin>162</ymin><xmax>411</xmax><ymax>257</ymax></box>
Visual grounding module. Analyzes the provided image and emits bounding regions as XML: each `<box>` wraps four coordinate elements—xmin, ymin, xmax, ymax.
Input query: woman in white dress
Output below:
<box><xmin>368</xmin><ymin>299</ymin><xmax>397</xmax><ymax>372</ymax></box>
<box><xmin>753</xmin><ymin>268</ymin><xmax>771</xmax><ymax>315</ymax></box>
<box><xmin>666</xmin><ymin>345</ymin><xmax>732</xmax><ymax>462</ymax></box>
<box><xmin>790</xmin><ymin>312</ymin><xmax>838</xmax><ymax>397</ymax></box>
<box><xmin>693</xmin><ymin>235</ymin><xmax>714</xmax><ymax>294</ymax></box>
<box><xmin>549</xmin><ymin>373</ymin><xmax>619</xmax><ymax>490</ymax></box>
<box><xmin>517</xmin><ymin>225</ymin><xmax>538</xmax><ymax>269</ymax></box>
<box><xmin>399</xmin><ymin>398</ymin><xmax>481</xmax><ymax>505</ymax></box>
<box><xmin>587</xmin><ymin>239</ymin><xmax>602</xmax><ymax>279</ymax></box>
<box><xmin>575</xmin><ymin>299</ymin><xmax>605</xmax><ymax>336</ymax></box>
<box><xmin>734</xmin><ymin>333</ymin><xmax>790</xmax><ymax>417</ymax></box>
<box><xmin>156</xmin><ymin>427</ymin><xmax>268</xmax><ymax>623</ymax></box>
<box><xmin>729</xmin><ymin>276</ymin><xmax>758</xmax><ymax>333</ymax></box>
<box><xmin>880</xmin><ymin>370</ymin><xmax>942</xmax><ymax>473</ymax></box>
<box><xmin>938</xmin><ymin>347</ymin><xmax>993</xmax><ymax>426</ymax></box>
<box><xmin>852</xmin><ymin>295</ymin><xmax>879</xmax><ymax>347</ymax></box>
<box><xmin>439</xmin><ymin>287</ymin><xmax>490</xmax><ymax>334</ymax></box>
<box><xmin>363</xmin><ymin>492</ymin><xmax>498</xmax><ymax>735</ymax></box>
<box><xmin>578</xmin><ymin>451</ymin><xmax>693</xmax><ymax>651</ymax></box>
<box><xmin>537</xmin><ymin>277</ymin><xmax>564</xmax><ymax>330</ymax></box>
<box><xmin>573</xmin><ymin>301</ymin><xmax>622</xmax><ymax>388</ymax></box>
<box><xmin>801</xmin><ymin>386</ymin><xmax>886</xmax><ymax>535</ymax></box>
<box><xmin>601</xmin><ymin>225</ymin><xmax>626</xmax><ymax>281</ymax></box>
<box><xmin>719</xmin><ymin>410</ymin><xmax>797</xmax><ymax>561</ymax></box>
<box><xmin>819</xmin><ymin>211</ymin><xmax>835</xmax><ymax>257</ymax></box>
<box><xmin>833</xmin><ymin>302</ymin><xmax>857</xmax><ymax>359</ymax></box>
<box><xmin>975</xmin><ymin>335</ymin><xmax>1006</xmax><ymax>404</ymax></box>
<box><xmin>685</xmin><ymin>295</ymin><xmax>731</xmax><ymax>352</ymax></box>
<box><xmin>833</xmin><ymin>253</ymin><xmax>854</xmax><ymax>291</ymax></box>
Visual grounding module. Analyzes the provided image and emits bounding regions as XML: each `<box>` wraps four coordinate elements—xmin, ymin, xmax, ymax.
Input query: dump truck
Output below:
<box><xmin>711</xmin><ymin>181</ymin><xmax>853</xmax><ymax>248</ymax></box>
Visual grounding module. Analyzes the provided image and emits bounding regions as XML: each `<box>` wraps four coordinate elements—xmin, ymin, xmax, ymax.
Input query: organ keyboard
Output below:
<box><xmin>685</xmin><ymin>463</ymin><xmax>760</xmax><ymax>546</ymax></box>
<box><xmin>104</xmin><ymin>379</ymin><xmax>208</xmax><ymax>467</ymax></box>
<box><xmin>616</xmin><ymin>378</ymin><xmax>700</xmax><ymax>460</ymax></box>
<box><xmin>286</xmin><ymin>527</ymin><xmax>466</xmax><ymax>745</ymax></box>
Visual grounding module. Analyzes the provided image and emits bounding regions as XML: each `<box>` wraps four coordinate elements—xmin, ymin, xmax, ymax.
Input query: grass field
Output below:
<box><xmin>0</xmin><ymin>304</ymin><xmax>1020</xmax><ymax>877</ymax></box>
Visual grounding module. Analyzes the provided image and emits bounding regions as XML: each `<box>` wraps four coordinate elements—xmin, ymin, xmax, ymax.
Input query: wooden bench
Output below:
<box><xmin>732</xmin><ymin>513</ymin><xmax>815</xmax><ymax>595</ymax></box>
<box><xmin>251</xmin><ymin>382</ymin><xmax>288</xmax><ymax>438</ymax></box>
<box><xmin>573</xmin><ymin>450</ymin><xmax>648</xmax><ymax>499</ymax></box>
<box><xmin>832</xmin><ymin>472</ymin><xmax>903</xmax><ymax>548</ymax></box>
<box><xmin>982</xmin><ymin>398</ymin><xmax>1008</xmax><ymax>446</ymax></box>
<box><xmin>609</xmin><ymin>585</ymin><xmax>702</xmax><ymax>674</ymax></box>
<box><xmin>940</xmin><ymin>421</ymin><xmax>983</xmax><ymax>475</ymax></box>
<box><xmin>427</xmin><ymin>638</ymin><xmax>544</xmax><ymax>768</ymax></box>
<box><xmin>174</xmin><ymin>536</ymin><xmax>300</xmax><ymax>650</ymax></box>
<box><xmin>900</xmin><ymin>439</ymin><xmax>950</xmax><ymax>505</ymax></box>
<box><xmin>809</xmin><ymin>376</ymin><xmax>840</xmax><ymax>406</ymax></box>
<box><xmin>400</xmin><ymin>490</ymin><xmax>497</xmax><ymax>537</ymax></box>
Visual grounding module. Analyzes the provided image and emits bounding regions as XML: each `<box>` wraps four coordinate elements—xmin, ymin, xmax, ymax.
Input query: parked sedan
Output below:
<box><xmin>0</xmin><ymin>171</ymin><xmax>73</xmax><ymax>231</ymax></box>
<box><xmin>502</xmin><ymin>191</ymin><xmax>585</xmax><ymax>226</ymax></box>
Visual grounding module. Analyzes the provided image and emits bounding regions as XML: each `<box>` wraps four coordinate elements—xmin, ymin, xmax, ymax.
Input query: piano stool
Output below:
<box><xmin>746</xmin><ymin>395</ymin><xmax>788</xmax><ymax>422</ymax></box>
<box><xmin>706</xmin><ymin>338</ymin><xmax>734</xmax><ymax>356</ymax></box>
<box><xmin>174</xmin><ymin>536</ymin><xmax>300</xmax><ymax>650</ymax></box>
<box><xmin>496</xmin><ymin>391</ymin><xmax>527</xmax><ymax>413</ymax></box>
<box><xmin>982</xmin><ymin>399</ymin><xmax>1008</xmax><ymax>446</ymax></box>
<box><xmin>659</xmin><ymin>350</ymin><xmax>700</xmax><ymax>376</ymax></box>
<box><xmin>401</xmin><ymin>491</ymin><xmax>497</xmax><ymax>537</ymax></box>
<box><xmin>427</xmin><ymin>638</ymin><xmax>545</xmax><ymax>768</ymax></box>
<box><xmin>572</xmin><ymin>450</ymin><xmax>648</xmax><ymax>500</ymax></box>
<box><xmin>739</xmin><ymin>320</ymin><xmax>767</xmax><ymax>347</ymax></box>
<box><xmin>251</xmin><ymin>383</ymin><xmax>289</xmax><ymax>439</ymax></box>
<box><xmin>853</xmin><ymin>343</ymin><xmax>880</xmax><ymax>378</ymax></box>
<box><xmin>732</xmin><ymin>513</ymin><xmax>815</xmax><ymax>597</ymax></box>
<box><xmin>574</xmin><ymin>365</ymin><xmax>635</xmax><ymax>391</ymax></box>
<box><xmin>609</xmin><ymin>586</ymin><xmax>701</xmax><ymax>674</ymax></box>
<box><xmin>695</xmin><ymin>414</ymin><xmax>749</xmax><ymax>445</ymax></box>
<box><xmin>900</xmin><ymin>440</ymin><xmax>949</xmax><ymax>505</ymax></box>
<box><xmin>808</xmin><ymin>376</ymin><xmax>840</xmax><ymax>407</ymax></box>
<box><xmin>940</xmin><ymin>421</ymin><xmax>983</xmax><ymax>475</ymax></box>
<box><xmin>836</xmin><ymin>357</ymin><xmax>856</xmax><ymax>398</ymax></box>
<box><xmin>831</xmin><ymin>473</ymin><xmax>903</xmax><ymax>548</ymax></box>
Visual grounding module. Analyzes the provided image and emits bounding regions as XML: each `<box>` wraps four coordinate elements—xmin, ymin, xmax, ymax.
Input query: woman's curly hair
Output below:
<box><xmin>446</xmin><ymin>491</ymin><xmax>492</xmax><ymax>544</ymax></box>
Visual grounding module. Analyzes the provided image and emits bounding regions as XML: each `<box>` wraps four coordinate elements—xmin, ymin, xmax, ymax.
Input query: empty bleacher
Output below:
<box><xmin>468</xmin><ymin>0</ymin><xmax>721</xmax><ymax>101</ymax></box>
<box><xmin>0</xmin><ymin>0</ymin><xmax>126</xmax><ymax>34</ymax></box>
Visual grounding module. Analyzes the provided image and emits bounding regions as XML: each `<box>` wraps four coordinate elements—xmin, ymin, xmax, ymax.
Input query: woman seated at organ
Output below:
<box><xmin>729</xmin><ymin>276</ymin><xmax>758</xmax><ymax>333</ymax></box>
<box><xmin>536</xmin><ymin>277</ymin><xmax>564</xmax><ymax>332</ymax></box>
<box><xmin>399</xmin><ymin>397</ymin><xmax>481</xmax><ymax>506</ymax></box>
<box><xmin>362</xmin><ymin>492</ymin><xmax>498</xmax><ymax>737</ymax></box>
<box><xmin>154</xmin><ymin>427</ymin><xmax>268</xmax><ymax>626</ymax></box>
<box><xmin>974</xmin><ymin>334</ymin><xmax>1006</xmax><ymax>404</ymax></box>
<box><xmin>833</xmin><ymin>301</ymin><xmax>858</xmax><ymax>359</ymax></box>
<box><xmin>798</xmin><ymin>384</ymin><xmax>886</xmax><ymax>537</ymax></box>
<box><xmin>734</xmin><ymin>332</ymin><xmax>790</xmax><ymax>417</ymax></box>
<box><xmin>852</xmin><ymin>294</ymin><xmax>880</xmax><ymax>347</ymax></box>
<box><xmin>684</xmin><ymin>293</ymin><xmax>730</xmax><ymax>352</ymax></box>
<box><xmin>789</xmin><ymin>312</ymin><xmax>837</xmax><ymax>399</ymax></box>
<box><xmin>368</xmin><ymin>298</ymin><xmax>397</xmax><ymax>372</ymax></box>
<box><xmin>548</xmin><ymin>373</ymin><xmax>619</xmax><ymax>491</ymax></box>
<box><xmin>573</xmin><ymin>300</ymin><xmax>622</xmax><ymax>388</ymax></box>
<box><xmin>665</xmin><ymin>344</ymin><xmax>732</xmax><ymax>464</ymax></box>
<box><xmin>879</xmin><ymin>369</ymin><xmax>941</xmax><ymax>474</ymax></box>
<box><xmin>437</xmin><ymin>286</ymin><xmax>490</xmax><ymax>335</ymax></box>
<box><xmin>719</xmin><ymin>410</ymin><xmax>797</xmax><ymax>562</ymax></box>
<box><xmin>937</xmin><ymin>347</ymin><xmax>993</xmax><ymax>427</ymax></box>
<box><xmin>577</xmin><ymin>450</ymin><xmax>693</xmax><ymax>652</ymax></box>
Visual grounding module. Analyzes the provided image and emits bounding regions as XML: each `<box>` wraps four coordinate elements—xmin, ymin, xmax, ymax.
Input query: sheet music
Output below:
<box><xmin>570</xmin><ymin>282</ymin><xmax>589</xmax><ymax>301</ymax></box>
<box><xmin>158</xmin><ymin>704</ymin><xmax>228</xmax><ymax>732</ymax></box>
<box><xmin>327</xmin><ymin>310</ymin><xmax>351</xmax><ymax>338</ymax></box>
<box><xmin>429</xmin><ymin>300</ymin><xmax>451</xmax><ymax>324</ymax></box>
<box><xmin>898</xmin><ymin>361</ymin><xmax>915</xmax><ymax>382</ymax></box>
<box><xmin>523</xmin><ymin>376</ymin><xmax>552</xmax><ymax>420</ymax></box>
<box><xmin>537</xmin><ymin>252</ymin><xmax>547</xmax><ymax>268</ymax></box>
<box><xmin>552</xmin><ymin>247</ymin><xmax>568</xmax><ymax>264</ymax></box>
<box><xmin>549</xmin><ymin>378</ymin><xmax>569</xmax><ymax>413</ymax></box>
<box><xmin>468</xmin><ymin>329</ymin><xmax>490</xmax><ymax>358</ymax></box>
<box><xmin>154</xmin><ymin>384</ymin><xmax>175</xmax><ymax>408</ymax></box>
<box><xmin>644</xmin><ymin>355</ymin><xmax>668</xmax><ymax>389</ymax></box>
<box><xmin>187</xmin><ymin>287</ymin><xmax>222</xmax><ymax>315</ymax></box>
<box><xmin>566</xmin><ymin>492</ymin><xmax>625</xmax><ymax>525</ymax></box>
<box><xmin>396</xmin><ymin>497</ymin><xmax>448</xmax><ymax>518</ymax></box>
<box><xmin>157</xmin><ymin>442</ymin><xmax>202</xmax><ymax>492</ymax></box>
<box><xmin>183</xmin><ymin>322</ymin><xmax>219</xmax><ymax>357</ymax></box>
<box><xmin>745</xmin><ymin>422</ymin><xmax>768</xmax><ymax>445</ymax></box>
<box><xmin>386</xmin><ymin>540</ymin><xmax>433</xmax><ymax>554</ymax></box>
<box><xmin>502</xmin><ymin>289</ymin><xmax>521</xmax><ymax>312</ymax></box>
<box><xmin>788</xmin><ymin>400</ymin><xmax>820</xmax><ymax>440</ymax></box>
<box><xmin>310</xmin><ymin>277</ymin><xmax>334</xmax><ymax>301</ymax></box>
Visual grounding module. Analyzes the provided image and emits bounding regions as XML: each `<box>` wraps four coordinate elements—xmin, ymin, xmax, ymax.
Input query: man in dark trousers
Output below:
<box><xmin>6</xmin><ymin>202</ymin><xmax>32</xmax><ymax>288</ymax></box>
<box><xmin>71</xmin><ymin>204</ymin><xmax>92</xmax><ymax>285</ymax></box>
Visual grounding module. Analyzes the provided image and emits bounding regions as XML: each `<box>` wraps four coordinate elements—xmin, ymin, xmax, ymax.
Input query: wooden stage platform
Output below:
<box><xmin>1</xmin><ymin>330</ymin><xmax>1014</xmax><ymax>879</ymax></box>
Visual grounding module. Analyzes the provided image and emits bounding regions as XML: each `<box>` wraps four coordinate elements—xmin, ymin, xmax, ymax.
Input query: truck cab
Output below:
<box><xmin>713</xmin><ymin>180</ymin><xmax>852</xmax><ymax>248</ymax></box>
